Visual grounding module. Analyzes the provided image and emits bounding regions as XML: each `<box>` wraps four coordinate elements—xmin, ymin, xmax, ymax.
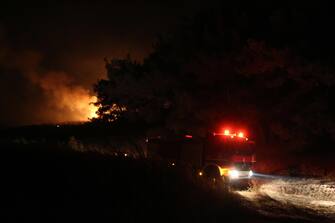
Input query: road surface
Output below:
<box><xmin>235</xmin><ymin>177</ymin><xmax>335</xmax><ymax>222</ymax></box>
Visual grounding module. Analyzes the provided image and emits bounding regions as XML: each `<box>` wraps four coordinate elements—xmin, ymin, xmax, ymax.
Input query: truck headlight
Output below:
<box><xmin>228</xmin><ymin>169</ymin><xmax>239</xmax><ymax>179</ymax></box>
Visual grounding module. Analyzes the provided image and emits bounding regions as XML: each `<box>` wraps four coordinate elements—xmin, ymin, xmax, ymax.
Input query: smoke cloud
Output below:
<box><xmin>0</xmin><ymin>27</ymin><xmax>98</xmax><ymax>126</ymax></box>
<box><xmin>0</xmin><ymin>0</ymin><xmax>204</xmax><ymax>126</ymax></box>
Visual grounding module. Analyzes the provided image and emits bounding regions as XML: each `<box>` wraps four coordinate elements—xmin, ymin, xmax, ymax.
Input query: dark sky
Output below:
<box><xmin>0</xmin><ymin>0</ymin><xmax>212</xmax><ymax>126</ymax></box>
<box><xmin>2</xmin><ymin>1</ymin><xmax>333</xmax><ymax>127</ymax></box>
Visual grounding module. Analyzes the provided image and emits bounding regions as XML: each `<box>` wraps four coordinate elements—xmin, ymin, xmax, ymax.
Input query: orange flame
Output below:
<box><xmin>87</xmin><ymin>96</ymin><xmax>99</xmax><ymax>119</ymax></box>
<box><xmin>30</xmin><ymin>71</ymin><xmax>99</xmax><ymax>123</ymax></box>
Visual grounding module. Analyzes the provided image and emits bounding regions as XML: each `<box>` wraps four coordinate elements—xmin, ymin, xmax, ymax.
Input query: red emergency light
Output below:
<box><xmin>238</xmin><ymin>132</ymin><xmax>244</xmax><ymax>138</ymax></box>
<box><xmin>213</xmin><ymin>129</ymin><xmax>248</xmax><ymax>141</ymax></box>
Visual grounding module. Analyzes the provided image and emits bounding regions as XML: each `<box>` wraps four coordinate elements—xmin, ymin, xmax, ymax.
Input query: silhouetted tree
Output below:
<box><xmin>94</xmin><ymin>3</ymin><xmax>335</xmax><ymax>157</ymax></box>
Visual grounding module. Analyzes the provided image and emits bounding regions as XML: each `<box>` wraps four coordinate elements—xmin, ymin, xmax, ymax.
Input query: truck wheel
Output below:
<box><xmin>202</xmin><ymin>165</ymin><xmax>223</xmax><ymax>190</ymax></box>
<box><xmin>222</xmin><ymin>176</ymin><xmax>231</xmax><ymax>192</ymax></box>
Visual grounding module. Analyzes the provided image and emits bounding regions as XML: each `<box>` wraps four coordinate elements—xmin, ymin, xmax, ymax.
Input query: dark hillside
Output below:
<box><xmin>0</xmin><ymin>143</ymin><xmax>306</xmax><ymax>223</ymax></box>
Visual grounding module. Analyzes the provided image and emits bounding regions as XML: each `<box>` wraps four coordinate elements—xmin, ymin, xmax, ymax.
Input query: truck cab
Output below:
<box><xmin>202</xmin><ymin>130</ymin><xmax>255</xmax><ymax>189</ymax></box>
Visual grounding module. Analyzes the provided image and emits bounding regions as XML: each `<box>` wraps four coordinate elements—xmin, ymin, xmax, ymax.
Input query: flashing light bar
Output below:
<box><xmin>213</xmin><ymin>129</ymin><xmax>248</xmax><ymax>140</ymax></box>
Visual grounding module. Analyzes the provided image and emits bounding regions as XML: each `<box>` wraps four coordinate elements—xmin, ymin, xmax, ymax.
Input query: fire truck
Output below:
<box><xmin>147</xmin><ymin>129</ymin><xmax>256</xmax><ymax>189</ymax></box>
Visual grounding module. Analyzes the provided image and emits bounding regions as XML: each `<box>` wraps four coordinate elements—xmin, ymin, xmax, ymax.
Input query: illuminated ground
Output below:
<box><xmin>237</xmin><ymin>178</ymin><xmax>335</xmax><ymax>222</ymax></box>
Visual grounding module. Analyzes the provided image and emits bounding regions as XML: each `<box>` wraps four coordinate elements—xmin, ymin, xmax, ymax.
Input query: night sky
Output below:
<box><xmin>0</xmin><ymin>0</ymin><xmax>211</xmax><ymax>126</ymax></box>
<box><xmin>1</xmin><ymin>1</ymin><xmax>334</xmax><ymax>127</ymax></box>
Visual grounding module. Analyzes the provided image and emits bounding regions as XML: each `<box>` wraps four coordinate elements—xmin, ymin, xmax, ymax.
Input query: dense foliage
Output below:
<box><xmin>94</xmin><ymin>2</ymin><xmax>335</xmax><ymax>156</ymax></box>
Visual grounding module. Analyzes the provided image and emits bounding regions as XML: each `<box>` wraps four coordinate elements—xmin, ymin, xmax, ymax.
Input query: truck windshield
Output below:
<box><xmin>233</xmin><ymin>162</ymin><xmax>252</xmax><ymax>171</ymax></box>
<box><xmin>205</xmin><ymin>136</ymin><xmax>254</xmax><ymax>159</ymax></box>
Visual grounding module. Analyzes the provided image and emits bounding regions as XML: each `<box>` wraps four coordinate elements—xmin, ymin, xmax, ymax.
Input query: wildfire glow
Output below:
<box><xmin>11</xmin><ymin>50</ymin><xmax>102</xmax><ymax>124</ymax></box>
<box><xmin>35</xmin><ymin>72</ymin><xmax>100</xmax><ymax>123</ymax></box>
<box><xmin>72</xmin><ymin>94</ymin><xmax>99</xmax><ymax>121</ymax></box>
<box><xmin>87</xmin><ymin>96</ymin><xmax>99</xmax><ymax>119</ymax></box>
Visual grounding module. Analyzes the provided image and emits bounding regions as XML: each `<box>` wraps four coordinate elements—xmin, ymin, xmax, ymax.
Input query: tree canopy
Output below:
<box><xmin>93</xmin><ymin>3</ymin><xmax>335</xmax><ymax>155</ymax></box>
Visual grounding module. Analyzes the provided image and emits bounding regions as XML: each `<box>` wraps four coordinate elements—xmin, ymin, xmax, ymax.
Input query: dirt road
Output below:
<box><xmin>236</xmin><ymin>177</ymin><xmax>335</xmax><ymax>222</ymax></box>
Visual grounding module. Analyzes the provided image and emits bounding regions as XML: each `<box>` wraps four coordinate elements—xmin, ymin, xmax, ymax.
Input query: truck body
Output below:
<box><xmin>147</xmin><ymin>130</ymin><xmax>256</xmax><ymax>187</ymax></box>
